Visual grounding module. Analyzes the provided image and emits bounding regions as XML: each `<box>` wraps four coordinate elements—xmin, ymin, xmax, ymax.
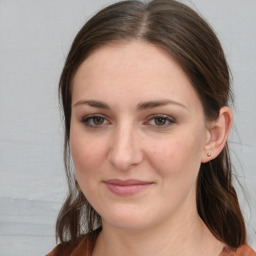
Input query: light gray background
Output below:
<box><xmin>0</xmin><ymin>0</ymin><xmax>255</xmax><ymax>255</ymax></box>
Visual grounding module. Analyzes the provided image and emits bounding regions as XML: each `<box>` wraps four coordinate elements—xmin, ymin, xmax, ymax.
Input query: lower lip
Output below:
<box><xmin>104</xmin><ymin>183</ymin><xmax>153</xmax><ymax>196</ymax></box>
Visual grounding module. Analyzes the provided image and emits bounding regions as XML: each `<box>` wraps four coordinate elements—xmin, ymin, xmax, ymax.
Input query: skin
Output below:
<box><xmin>70</xmin><ymin>40</ymin><xmax>232</xmax><ymax>256</ymax></box>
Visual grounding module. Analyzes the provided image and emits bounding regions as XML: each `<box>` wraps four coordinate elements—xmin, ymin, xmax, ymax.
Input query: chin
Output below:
<box><xmin>104</xmin><ymin>217</ymin><xmax>152</xmax><ymax>231</ymax></box>
<box><xmin>100</xmin><ymin>205</ymin><xmax>154</xmax><ymax>231</ymax></box>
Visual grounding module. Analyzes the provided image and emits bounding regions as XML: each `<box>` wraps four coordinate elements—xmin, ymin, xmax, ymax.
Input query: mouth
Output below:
<box><xmin>103</xmin><ymin>179</ymin><xmax>154</xmax><ymax>196</ymax></box>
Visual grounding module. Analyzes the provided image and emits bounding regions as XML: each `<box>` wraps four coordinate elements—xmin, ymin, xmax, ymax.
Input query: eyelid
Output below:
<box><xmin>80</xmin><ymin>113</ymin><xmax>175</xmax><ymax>128</ymax></box>
<box><xmin>81</xmin><ymin>114</ymin><xmax>111</xmax><ymax>128</ymax></box>
<box><xmin>148</xmin><ymin>113</ymin><xmax>175</xmax><ymax>121</ymax></box>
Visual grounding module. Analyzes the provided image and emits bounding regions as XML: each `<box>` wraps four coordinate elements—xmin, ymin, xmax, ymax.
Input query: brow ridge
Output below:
<box><xmin>73</xmin><ymin>100</ymin><xmax>110</xmax><ymax>109</ymax></box>
<box><xmin>137</xmin><ymin>99</ymin><xmax>187</xmax><ymax>110</ymax></box>
<box><xmin>73</xmin><ymin>99</ymin><xmax>187</xmax><ymax>110</ymax></box>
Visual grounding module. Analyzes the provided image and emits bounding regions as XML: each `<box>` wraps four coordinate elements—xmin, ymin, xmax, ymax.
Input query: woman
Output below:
<box><xmin>47</xmin><ymin>0</ymin><xmax>255</xmax><ymax>255</ymax></box>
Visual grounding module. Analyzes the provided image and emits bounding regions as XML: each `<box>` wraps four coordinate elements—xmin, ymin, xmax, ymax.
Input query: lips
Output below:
<box><xmin>103</xmin><ymin>179</ymin><xmax>154</xmax><ymax>196</ymax></box>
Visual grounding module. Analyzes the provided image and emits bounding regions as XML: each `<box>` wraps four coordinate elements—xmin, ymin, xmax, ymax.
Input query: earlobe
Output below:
<box><xmin>201</xmin><ymin>106</ymin><xmax>233</xmax><ymax>163</ymax></box>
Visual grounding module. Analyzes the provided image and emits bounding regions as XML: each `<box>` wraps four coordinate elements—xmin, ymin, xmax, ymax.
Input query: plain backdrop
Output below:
<box><xmin>0</xmin><ymin>0</ymin><xmax>255</xmax><ymax>255</ymax></box>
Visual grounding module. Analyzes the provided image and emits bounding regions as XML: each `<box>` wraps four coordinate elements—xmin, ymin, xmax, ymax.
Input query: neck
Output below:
<box><xmin>92</xmin><ymin>209</ymin><xmax>224</xmax><ymax>256</ymax></box>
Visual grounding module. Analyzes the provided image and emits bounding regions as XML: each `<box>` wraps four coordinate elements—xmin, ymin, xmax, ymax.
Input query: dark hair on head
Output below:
<box><xmin>56</xmin><ymin>0</ymin><xmax>246</xmax><ymax>251</ymax></box>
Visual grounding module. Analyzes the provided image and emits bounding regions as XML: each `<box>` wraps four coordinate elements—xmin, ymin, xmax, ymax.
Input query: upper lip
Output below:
<box><xmin>103</xmin><ymin>179</ymin><xmax>154</xmax><ymax>186</ymax></box>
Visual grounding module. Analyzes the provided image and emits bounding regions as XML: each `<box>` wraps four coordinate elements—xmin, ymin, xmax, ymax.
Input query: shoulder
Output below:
<box><xmin>46</xmin><ymin>228</ymin><xmax>101</xmax><ymax>256</ymax></box>
<box><xmin>236</xmin><ymin>245</ymin><xmax>256</xmax><ymax>256</ymax></box>
<box><xmin>221</xmin><ymin>245</ymin><xmax>256</xmax><ymax>256</ymax></box>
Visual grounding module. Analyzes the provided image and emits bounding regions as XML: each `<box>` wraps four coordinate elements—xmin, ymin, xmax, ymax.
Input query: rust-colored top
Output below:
<box><xmin>219</xmin><ymin>245</ymin><xmax>256</xmax><ymax>256</ymax></box>
<box><xmin>47</xmin><ymin>239</ymin><xmax>256</xmax><ymax>256</ymax></box>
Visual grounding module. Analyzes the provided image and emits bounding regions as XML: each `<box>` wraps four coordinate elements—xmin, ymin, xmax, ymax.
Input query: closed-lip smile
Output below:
<box><xmin>103</xmin><ymin>179</ymin><xmax>154</xmax><ymax>196</ymax></box>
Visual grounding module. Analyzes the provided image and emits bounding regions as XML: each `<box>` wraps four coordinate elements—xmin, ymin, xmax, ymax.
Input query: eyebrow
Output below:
<box><xmin>73</xmin><ymin>100</ymin><xmax>110</xmax><ymax>109</ymax></box>
<box><xmin>137</xmin><ymin>99</ymin><xmax>187</xmax><ymax>110</ymax></box>
<box><xmin>73</xmin><ymin>99</ymin><xmax>187</xmax><ymax>110</ymax></box>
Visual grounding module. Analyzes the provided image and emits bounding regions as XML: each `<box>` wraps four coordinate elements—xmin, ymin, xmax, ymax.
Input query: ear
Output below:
<box><xmin>201</xmin><ymin>106</ymin><xmax>233</xmax><ymax>163</ymax></box>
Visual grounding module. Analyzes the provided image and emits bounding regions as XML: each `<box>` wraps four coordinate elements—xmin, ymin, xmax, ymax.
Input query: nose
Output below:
<box><xmin>108</xmin><ymin>125</ymin><xmax>143</xmax><ymax>171</ymax></box>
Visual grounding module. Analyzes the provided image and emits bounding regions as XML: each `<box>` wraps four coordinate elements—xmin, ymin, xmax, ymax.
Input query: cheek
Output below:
<box><xmin>70</xmin><ymin>129</ymin><xmax>107</xmax><ymax>178</ymax></box>
<box><xmin>70</xmin><ymin>133</ymin><xmax>109</xmax><ymax>209</ymax></box>
<box><xmin>146</xmin><ymin>133</ymin><xmax>203</xmax><ymax>179</ymax></box>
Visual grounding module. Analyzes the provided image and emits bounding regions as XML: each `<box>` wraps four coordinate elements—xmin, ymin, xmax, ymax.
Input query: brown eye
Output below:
<box><xmin>82</xmin><ymin>115</ymin><xmax>109</xmax><ymax>128</ymax></box>
<box><xmin>93</xmin><ymin>116</ymin><xmax>105</xmax><ymax>125</ymax></box>
<box><xmin>154</xmin><ymin>117</ymin><xmax>167</xmax><ymax>126</ymax></box>
<box><xmin>146</xmin><ymin>114</ymin><xmax>175</xmax><ymax>128</ymax></box>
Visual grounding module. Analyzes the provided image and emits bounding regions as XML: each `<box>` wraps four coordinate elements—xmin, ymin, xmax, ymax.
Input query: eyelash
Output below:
<box><xmin>146</xmin><ymin>114</ymin><xmax>175</xmax><ymax>127</ymax></box>
<box><xmin>81</xmin><ymin>114</ymin><xmax>110</xmax><ymax>128</ymax></box>
<box><xmin>81</xmin><ymin>114</ymin><xmax>175</xmax><ymax>128</ymax></box>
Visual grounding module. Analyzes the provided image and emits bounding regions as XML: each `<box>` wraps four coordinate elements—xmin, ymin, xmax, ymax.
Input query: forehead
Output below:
<box><xmin>74</xmin><ymin>40</ymin><xmax>184</xmax><ymax>83</ymax></box>
<box><xmin>72</xmin><ymin>40</ymin><xmax>202</xmax><ymax>111</ymax></box>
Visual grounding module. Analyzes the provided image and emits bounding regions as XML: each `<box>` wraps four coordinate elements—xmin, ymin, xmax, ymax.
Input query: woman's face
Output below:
<box><xmin>70</xmin><ymin>41</ymin><xmax>210</xmax><ymax>231</ymax></box>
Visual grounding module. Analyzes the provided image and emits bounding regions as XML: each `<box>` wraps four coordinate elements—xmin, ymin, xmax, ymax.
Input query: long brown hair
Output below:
<box><xmin>56</xmin><ymin>0</ymin><xmax>246</xmax><ymax>250</ymax></box>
